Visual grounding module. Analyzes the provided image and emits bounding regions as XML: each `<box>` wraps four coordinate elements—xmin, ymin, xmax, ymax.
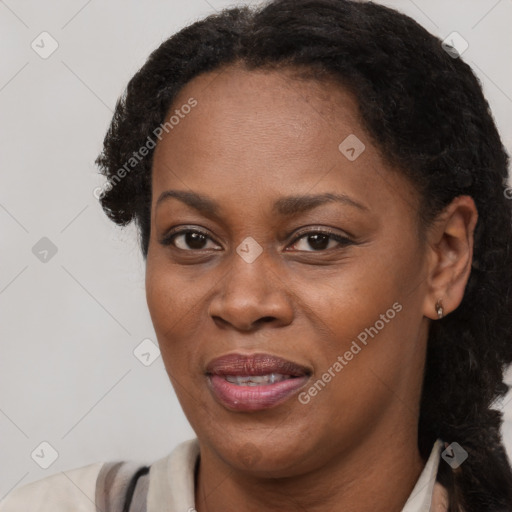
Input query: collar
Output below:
<box><xmin>401</xmin><ymin>439</ymin><xmax>444</xmax><ymax>511</ymax></box>
<box><xmin>146</xmin><ymin>438</ymin><xmax>444</xmax><ymax>512</ymax></box>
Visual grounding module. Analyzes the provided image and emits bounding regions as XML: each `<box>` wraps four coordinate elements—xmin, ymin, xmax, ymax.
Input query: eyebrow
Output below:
<box><xmin>156</xmin><ymin>190</ymin><xmax>369</xmax><ymax>216</ymax></box>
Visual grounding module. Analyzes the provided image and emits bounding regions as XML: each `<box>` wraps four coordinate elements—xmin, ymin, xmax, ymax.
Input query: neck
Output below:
<box><xmin>194</xmin><ymin>427</ymin><xmax>426</xmax><ymax>512</ymax></box>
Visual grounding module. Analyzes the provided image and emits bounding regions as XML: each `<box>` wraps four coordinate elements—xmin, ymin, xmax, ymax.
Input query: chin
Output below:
<box><xmin>205</xmin><ymin>429</ymin><xmax>321</xmax><ymax>477</ymax></box>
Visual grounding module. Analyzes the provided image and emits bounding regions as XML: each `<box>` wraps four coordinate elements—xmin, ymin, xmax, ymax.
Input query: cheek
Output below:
<box><xmin>145</xmin><ymin>260</ymin><xmax>198</xmax><ymax>365</ymax></box>
<box><xmin>145</xmin><ymin>251</ymin><xmax>208</xmax><ymax>325</ymax></box>
<box><xmin>296</xmin><ymin>262</ymin><xmax>419</xmax><ymax>398</ymax></box>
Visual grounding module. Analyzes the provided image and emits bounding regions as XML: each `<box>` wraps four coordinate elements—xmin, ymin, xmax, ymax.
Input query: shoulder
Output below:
<box><xmin>0</xmin><ymin>461</ymin><xmax>104</xmax><ymax>512</ymax></box>
<box><xmin>0</xmin><ymin>439</ymin><xmax>200</xmax><ymax>512</ymax></box>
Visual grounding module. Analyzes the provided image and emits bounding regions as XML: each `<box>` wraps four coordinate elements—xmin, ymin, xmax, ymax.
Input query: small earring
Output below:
<box><xmin>435</xmin><ymin>299</ymin><xmax>444</xmax><ymax>319</ymax></box>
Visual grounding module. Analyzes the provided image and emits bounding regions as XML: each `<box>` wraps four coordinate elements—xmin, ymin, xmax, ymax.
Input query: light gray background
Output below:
<box><xmin>1</xmin><ymin>0</ymin><xmax>512</xmax><ymax>498</ymax></box>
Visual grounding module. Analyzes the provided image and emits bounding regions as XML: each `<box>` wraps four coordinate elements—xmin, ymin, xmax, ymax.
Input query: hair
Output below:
<box><xmin>95</xmin><ymin>0</ymin><xmax>512</xmax><ymax>509</ymax></box>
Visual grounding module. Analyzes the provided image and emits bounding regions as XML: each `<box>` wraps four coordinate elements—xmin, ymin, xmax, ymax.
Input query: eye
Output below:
<box><xmin>160</xmin><ymin>226</ymin><xmax>354</xmax><ymax>253</ymax></box>
<box><xmin>159</xmin><ymin>228</ymin><xmax>221</xmax><ymax>251</ymax></box>
<box><xmin>287</xmin><ymin>228</ymin><xmax>354</xmax><ymax>252</ymax></box>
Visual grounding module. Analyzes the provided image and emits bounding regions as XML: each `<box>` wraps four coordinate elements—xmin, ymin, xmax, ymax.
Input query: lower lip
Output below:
<box><xmin>207</xmin><ymin>374</ymin><xmax>310</xmax><ymax>411</ymax></box>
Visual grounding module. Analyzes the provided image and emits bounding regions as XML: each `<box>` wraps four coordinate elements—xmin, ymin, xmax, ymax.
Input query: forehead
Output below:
<box><xmin>166</xmin><ymin>62</ymin><xmax>363</xmax><ymax>142</ymax></box>
<box><xmin>153</xmin><ymin>64</ymin><xmax>363</xmax><ymax>175</ymax></box>
<box><xmin>150</xmin><ymin>63</ymin><xmax>418</xmax><ymax>221</ymax></box>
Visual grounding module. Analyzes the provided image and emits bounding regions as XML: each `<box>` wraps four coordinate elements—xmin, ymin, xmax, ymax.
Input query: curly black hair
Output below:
<box><xmin>95</xmin><ymin>0</ymin><xmax>512</xmax><ymax>509</ymax></box>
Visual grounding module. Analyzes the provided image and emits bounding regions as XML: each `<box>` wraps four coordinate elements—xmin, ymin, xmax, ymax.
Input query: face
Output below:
<box><xmin>146</xmin><ymin>64</ymin><xmax>431</xmax><ymax>477</ymax></box>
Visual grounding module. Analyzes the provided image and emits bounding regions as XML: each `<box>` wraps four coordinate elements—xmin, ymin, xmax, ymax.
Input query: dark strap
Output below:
<box><xmin>123</xmin><ymin>466</ymin><xmax>150</xmax><ymax>512</ymax></box>
<box><xmin>95</xmin><ymin>461</ymin><xmax>151</xmax><ymax>512</ymax></box>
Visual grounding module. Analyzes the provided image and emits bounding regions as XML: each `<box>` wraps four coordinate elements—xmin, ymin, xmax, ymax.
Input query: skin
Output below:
<box><xmin>145</xmin><ymin>63</ymin><xmax>478</xmax><ymax>512</ymax></box>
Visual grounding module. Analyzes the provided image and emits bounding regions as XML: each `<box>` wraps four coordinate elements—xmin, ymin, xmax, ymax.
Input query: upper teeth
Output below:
<box><xmin>224</xmin><ymin>373</ymin><xmax>293</xmax><ymax>385</ymax></box>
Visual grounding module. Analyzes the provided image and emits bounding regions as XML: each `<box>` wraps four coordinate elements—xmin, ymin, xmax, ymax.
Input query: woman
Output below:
<box><xmin>2</xmin><ymin>0</ymin><xmax>512</xmax><ymax>510</ymax></box>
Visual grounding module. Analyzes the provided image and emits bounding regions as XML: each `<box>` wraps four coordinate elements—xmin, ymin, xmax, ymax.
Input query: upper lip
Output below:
<box><xmin>205</xmin><ymin>352</ymin><xmax>312</xmax><ymax>377</ymax></box>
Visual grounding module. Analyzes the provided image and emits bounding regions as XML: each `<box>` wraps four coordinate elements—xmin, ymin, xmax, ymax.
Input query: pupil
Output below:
<box><xmin>187</xmin><ymin>232</ymin><xmax>206</xmax><ymax>249</ymax></box>
<box><xmin>309</xmin><ymin>234</ymin><xmax>329</xmax><ymax>250</ymax></box>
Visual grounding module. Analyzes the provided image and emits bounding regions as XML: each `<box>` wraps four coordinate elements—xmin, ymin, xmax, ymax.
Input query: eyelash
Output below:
<box><xmin>159</xmin><ymin>227</ymin><xmax>354</xmax><ymax>252</ymax></box>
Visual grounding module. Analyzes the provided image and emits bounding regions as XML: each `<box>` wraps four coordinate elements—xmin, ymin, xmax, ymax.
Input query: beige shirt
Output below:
<box><xmin>0</xmin><ymin>438</ymin><xmax>449</xmax><ymax>511</ymax></box>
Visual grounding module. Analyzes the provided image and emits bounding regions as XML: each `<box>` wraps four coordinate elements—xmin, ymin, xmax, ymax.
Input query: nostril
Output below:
<box><xmin>212</xmin><ymin>316</ymin><xmax>228</xmax><ymax>328</ymax></box>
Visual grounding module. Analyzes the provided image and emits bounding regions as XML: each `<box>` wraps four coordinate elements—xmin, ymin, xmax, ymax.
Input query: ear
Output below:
<box><xmin>421</xmin><ymin>195</ymin><xmax>478</xmax><ymax>320</ymax></box>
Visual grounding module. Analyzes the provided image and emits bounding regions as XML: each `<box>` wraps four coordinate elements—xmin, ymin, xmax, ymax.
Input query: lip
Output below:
<box><xmin>205</xmin><ymin>352</ymin><xmax>312</xmax><ymax>411</ymax></box>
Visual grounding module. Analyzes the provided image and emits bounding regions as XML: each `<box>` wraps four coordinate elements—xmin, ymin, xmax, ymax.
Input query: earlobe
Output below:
<box><xmin>421</xmin><ymin>195</ymin><xmax>478</xmax><ymax>320</ymax></box>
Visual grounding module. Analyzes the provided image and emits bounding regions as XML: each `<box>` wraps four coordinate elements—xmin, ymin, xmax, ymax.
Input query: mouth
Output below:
<box><xmin>205</xmin><ymin>352</ymin><xmax>312</xmax><ymax>411</ymax></box>
<box><xmin>222</xmin><ymin>373</ymin><xmax>298</xmax><ymax>385</ymax></box>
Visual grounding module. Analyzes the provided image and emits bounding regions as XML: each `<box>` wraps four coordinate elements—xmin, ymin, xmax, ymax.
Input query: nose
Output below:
<box><xmin>207</xmin><ymin>248</ymin><xmax>294</xmax><ymax>332</ymax></box>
